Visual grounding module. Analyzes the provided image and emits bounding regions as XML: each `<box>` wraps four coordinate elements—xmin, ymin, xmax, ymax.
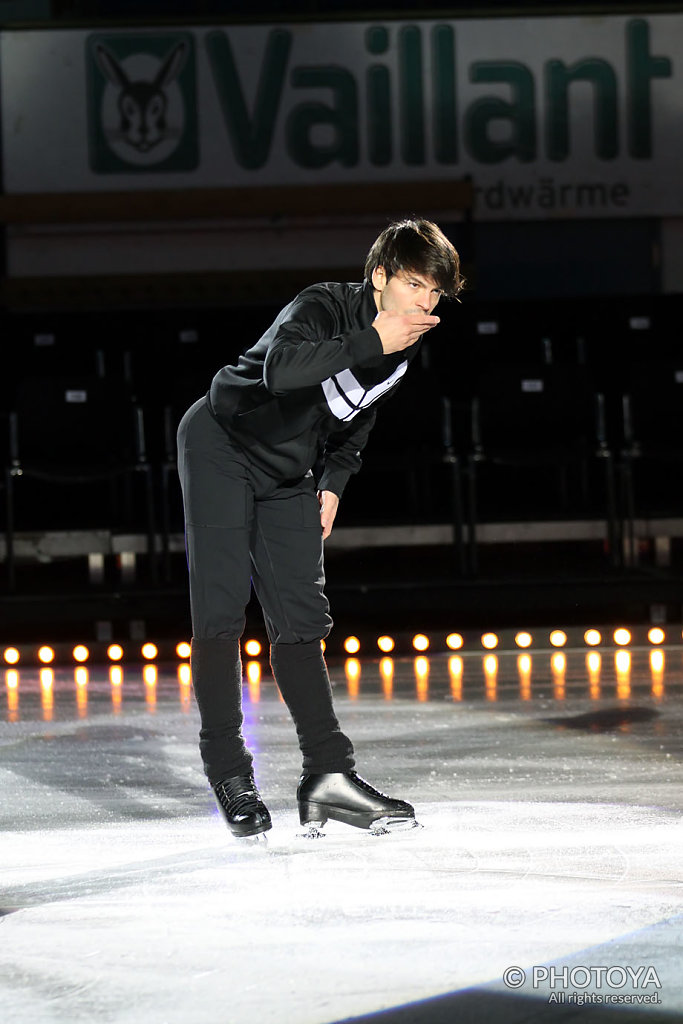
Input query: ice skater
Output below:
<box><xmin>177</xmin><ymin>218</ymin><xmax>463</xmax><ymax>839</ymax></box>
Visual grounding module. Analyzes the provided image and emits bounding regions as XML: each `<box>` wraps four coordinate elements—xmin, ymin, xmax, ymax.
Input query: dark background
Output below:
<box><xmin>2</xmin><ymin>0</ymin><xmax>682</xmax><ymax>648</ymax></box>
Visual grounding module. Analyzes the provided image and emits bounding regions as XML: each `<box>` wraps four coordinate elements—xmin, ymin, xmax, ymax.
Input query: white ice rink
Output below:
<box><xmin>2</xmin><ymin>648</ymin><xmax>682</xmax><ymax>1023</ymax></box>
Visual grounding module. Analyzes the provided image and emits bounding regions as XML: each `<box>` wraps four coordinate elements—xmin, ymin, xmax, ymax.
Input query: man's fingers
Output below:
<box><xmin>373</xmin><ymin>311</ymin><xmax>440</xmax><ymax>354</ymax></box>
<box><xmin>321</xmin><ymin>514</ymin><xmax>334</xmax><ymax>540</ymax></box>
<box><xmin>318</xmin><ymin>489</ymin><xmax>339</xmax><ymax>540</ymax></box>
<box><xmin>409</xmin><ymin>314</ymin><xmax>440</xmax><ymax>325</ymax></box>
<box><xmin>375</xmin><ymin>311</ymin><xmax>439</xmax><ymax>325</ymax></box>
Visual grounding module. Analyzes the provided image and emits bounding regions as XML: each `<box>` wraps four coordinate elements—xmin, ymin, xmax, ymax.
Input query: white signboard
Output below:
<box><xmin>1</xmin><ymin>13</ymin><xmax>681</xmax><ymax>219</ymax></box>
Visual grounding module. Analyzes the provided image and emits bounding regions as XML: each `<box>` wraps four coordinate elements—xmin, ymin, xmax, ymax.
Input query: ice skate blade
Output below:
<box><xmin>368</xmin><ymin>817</ymin><xmax>423</xmax><ymax>836</ymax></box>
<box><xmin>237</xmin><ymin>831</ymin><xmax>269</xmax><ymax>845</ymax></box>
<box><xmin>297</xmin><ymin>820</ymin><xmax>327</xmax><ymax>840</ymax></box>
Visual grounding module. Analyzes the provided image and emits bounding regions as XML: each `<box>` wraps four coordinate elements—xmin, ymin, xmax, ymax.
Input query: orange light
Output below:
<box><xmin>414</xmin><ymin>656</ymin><xmax>429</xmax><ymax>701</ymax></box>
<box><xmin>517</xmin><ymin>653</ymin><xmax>532</xmax><ymax>701</ymax></box>
<box><xmin>38</xmin><ymin>646</ymin><xmax>55</xmax><ymax>664</ymax></box>
<box><xmin>584</xmin><ymin>629</ymin><xmax>602</xmax><ymax>647</ymax></box>
<box><xmin>244</xmin><ymin>639</ymin><xmax>262</xmax><ymax>657</ymax></box>
<box><xmin>379</xmin><ymin>657</ymin><xmax>394</xmax><ymax>700</ymax></box>
<box><xmin>320</xmin><ymin>639</ymin><xmax>326</xmax><ymax>653</ymax></box>
<box><xmin>587</xmin><ymin>651</ymin><xmax>601</xmax><ymax>699</ymax></box>
<box><xmin>344</xmin><ymin>636</ymin><xmax>361</xmax><ymax>655</ymax></box>
<box><xmin>650</xmin><ymin>649</ymin><xmax>664</xmax><ymax>700</ymax></box>
<box><xmin>5</xmin><ymin>670</ymin><xmax>19</xmax><ymax>720</ymax></box>
<box><xmin>613</xmin><ymin>628</ymin><xmax>631</xmax><ymax>646</ymax></box>
<box><xmin>414</xmin><ymin>656</ymin><xmax>429</xmax><ymax>677</ymax></box>
<box><xmin>481</xmin><ymin>633</ymin><xmax>498</xmax><ymax>650</ymax></box>
<box><xmin>412</xmin><ymin>634</ymin><xmax>429</xmax><ymax>652</ymax></box>
<box><xmin>448</xmin><ymin>656</ymin><xmax>463</xmax><ymax>701</ymax></box>
<box><xmin>246</xmin><ymin>660</ymin><xmax>261</xmax><ymax>703</ymax></box>
<box><xmin>110</xmin><ymin>665</ymin><xmax>123</xmax><ymax>686</ymax></box>
<box><xmin>615</xmin><ymin>649</ymin><xmax>631</xmax><ymax>700</ymax></box>
<box><xmin>107</xmin><ymin>644</ymin><xmax>124</xmax><ymax>662</ymax></box>
<box><xmin>3</xmin><ymin>647</ymin><xmax>20</xmax><ymax>665</ymax></box>
<box><xmin>377</xmin><ymin>635</ymin><xmax>395</xmax><ymax>653</ymax></box>
<box><xmin>648</xmin><ymin>628</ymin><xmax>665</xmax><ymax>645</ymax></box>
<box><xmin>551</xmin><ymin>652</ymin><xmax>567</xmax><ymax>674</ymax></box>
<box><xmin>72</xmin><ymin>645</ymin><xmax>89</xmax><ymax>663</ymax></box>
<box><xmin>178</xmin><ymin>663</ymin><xmax>192</xmax><ymax>712</ymax></box>
<box><xmin>40</xmin><ymin>668</ymin><xmax>54</xmax><ymax>719</ymax></box>
<box><xmin>446</xmin><ymin>633</ymin><xmax>464</xmax><ymax>651</ymax></box>
<box><xmin>176</xmin><ymin>641</ymin><xmax>192</xmax><ymax>659</ymax></box>
<box><xmin>615</xmin><ymin>649</ymin><xmax>631</xmax><ymax>674</ymax></box>
<box><xmin>551</xmin><ymin>651</ymin><xmax>566</xmax><ymax>701</ymax></box>
<box><xmin>75</xmin><ymin>666</ymin><xmax>89</xmax><ymax>686</ymax></box>
<box><xmin>144</xmin><ymin>665</ymin><xmax>157</xmax><ymax>711</ymax></box>
<box><xmin>345</xmin><ymin>657</ymin><xmax>361</xmax><ymax>699</ymax></box>
<box><xmin>549</xmin><ymin>630</ymin><xmax>568</xmax><ymax>648</ymax></box>
<box><xmin>586</xmin><ymin>651</ymin><xmax>601</xmax><ymax>675</ymax></box>
<box><xmin>483</xmin><ymin>654</ymin><xmax>498</xmax><ymax>701</ymax></box>
<box><xmin>515</xmin><ymin>632</ymin><xmax>532</xmax><ymax>649</ymax></box>
<box><xmin>141</xmin><ymin>643</ymin><xmax>158</xmax><ymax>661</ymax></box>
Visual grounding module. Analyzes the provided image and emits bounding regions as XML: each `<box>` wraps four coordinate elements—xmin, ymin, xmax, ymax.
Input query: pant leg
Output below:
<box><xmin>177</xmin><ymin>399</ymin><xmax>253</xmax><ymax>641</ymax></box>
<box><xmin>250</xmin><ymin>475</ymin><xmax>355</xmax><ymax>774</ymax></box>
<box><xmin>177</xmin><ymin>399</ymin><xmax>254</xmax><ymax>783</ymax></box>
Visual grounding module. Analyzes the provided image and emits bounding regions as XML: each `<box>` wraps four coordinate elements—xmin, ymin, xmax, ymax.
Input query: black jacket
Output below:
<box><xmin>209</xmin><ymin>280</ymin><xmax>422</xmax><ymax>496</ymax></box>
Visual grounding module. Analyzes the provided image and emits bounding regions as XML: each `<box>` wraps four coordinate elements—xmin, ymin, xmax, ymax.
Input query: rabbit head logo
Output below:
<box><xmin>88</xmin><ymin>33</ymin><xmax>198</xmax><ymax>171</ymax></box>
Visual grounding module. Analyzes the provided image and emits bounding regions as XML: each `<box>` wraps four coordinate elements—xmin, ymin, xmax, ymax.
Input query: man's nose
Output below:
<box><xmin>415</xmin><ymin>290</ymin><xmax>431</xmax><ymax>310</ymax></box>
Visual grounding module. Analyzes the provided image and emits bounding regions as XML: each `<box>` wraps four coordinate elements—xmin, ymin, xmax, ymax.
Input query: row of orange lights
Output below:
<box><xmin>341</xmin><ymin>627</ymin><xmax>668</xmax><ymax>654</ymax></box>
<box><xmin>0</xmin><ymin>628</ymin><xmax>672</xmax><ymax>665</ymax></box>
<box><xmin>1</xmin><ymin>642</ymin><xmax>173</xmax><ymax>666</ymax></box>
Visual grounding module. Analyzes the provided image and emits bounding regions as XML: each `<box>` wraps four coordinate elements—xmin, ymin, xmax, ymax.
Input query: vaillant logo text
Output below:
<box><xmin>204</xmin><ymin>18</ymin><xmax>671</xmax><ymax>170</ymax></box>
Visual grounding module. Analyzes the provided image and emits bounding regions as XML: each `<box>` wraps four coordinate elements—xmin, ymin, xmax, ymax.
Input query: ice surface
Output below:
<box><xmin>2</xmin><ymin>650</ymin><xmax>682</xmax><ymax>1022</ymax></box>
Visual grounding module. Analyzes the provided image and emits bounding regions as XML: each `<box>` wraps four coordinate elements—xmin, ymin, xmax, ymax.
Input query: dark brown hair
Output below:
<box><xmin>364</xmin><ymin>218</ymin><xmax>464</xmax><ymax>299</ymax></box>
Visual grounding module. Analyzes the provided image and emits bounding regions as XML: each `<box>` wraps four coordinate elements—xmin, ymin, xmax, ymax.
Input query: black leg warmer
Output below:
<box><xmin>270</xmin><ymin>639</ymin><xmax>355</xmax><ymax>774</ymax></box>
<box><xmin>190</xmin><ymin>637</ymin><xmax>253</xmax><ymax>785</ymax></box>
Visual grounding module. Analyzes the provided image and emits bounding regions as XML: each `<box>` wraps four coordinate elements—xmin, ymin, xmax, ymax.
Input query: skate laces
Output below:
<box><xmin>215</xmin><ymin>777</ymin><xmax>264</xmax><ymax>816</ymax></box>
<box><xmin>349</xmin><ymin>772</ymin><xmax>390</xmax><ymax>800</ymax></box>
<box><xmin>229</xmin><ymin>790</ymin><xmax>264</xmax><ymax>817</ymax></box>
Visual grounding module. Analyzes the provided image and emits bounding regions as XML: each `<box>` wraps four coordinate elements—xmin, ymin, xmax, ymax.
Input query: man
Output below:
<box><xmin>178</xmin><ymin>218</ymin><xmax>463</xmax><ymax>839</ymax></box>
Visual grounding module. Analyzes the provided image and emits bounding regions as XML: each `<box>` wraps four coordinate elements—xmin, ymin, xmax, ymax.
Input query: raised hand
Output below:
<box><xmin>372</xmin><ymin>310</ymin><xmax>440</xmax><ymax>354</ymax></box>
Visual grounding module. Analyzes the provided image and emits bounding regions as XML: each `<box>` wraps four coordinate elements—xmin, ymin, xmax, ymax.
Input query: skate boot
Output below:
<box><xmin>297</xmin><ymin>771</ymin><xmax>420</xmax><ymax>837</ymax></box>
<box><xmin>212</xmin><ymin>774</ymin><xmax>272</xmax><ymax>840</ymax></box>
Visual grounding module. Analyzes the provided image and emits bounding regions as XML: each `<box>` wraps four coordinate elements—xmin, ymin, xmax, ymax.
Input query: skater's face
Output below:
<box><xmin>371</xmin><ymin>266</ymin><xmax>443</xmax><ymax>316</ymax></box>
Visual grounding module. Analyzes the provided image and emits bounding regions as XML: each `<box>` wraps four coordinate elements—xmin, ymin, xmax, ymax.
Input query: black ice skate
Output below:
<box><xmin>297</xmin><ymin>771</ymin><xmax>421</xmax><ymax>837</ymax></box>
<box><xmin>212</xmin><ymin>774</ymin><xmax>272</xmax><ymax>840</ymax></box>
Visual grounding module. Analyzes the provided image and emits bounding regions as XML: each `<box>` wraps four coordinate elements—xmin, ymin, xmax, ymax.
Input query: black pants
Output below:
<box><xmin>177</xmin><ymin>398</ymin><xmax>354</xmax><ymax>784</ymax></box>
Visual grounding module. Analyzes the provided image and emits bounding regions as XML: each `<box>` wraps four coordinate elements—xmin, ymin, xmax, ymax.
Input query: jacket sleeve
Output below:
<box><xmin>263</xmin><ymin>293</ymin><xmax>383</xmax><ymax>395</ymax></box>
<box><xmin>317</xmin><ymin>350</ymin><xmax>418</xmax><ymax>497</ymax></box>
<box><xmin>316</xmin><ymin>407</ymin><xmax>378</xmax><ymax>498</ymax></box>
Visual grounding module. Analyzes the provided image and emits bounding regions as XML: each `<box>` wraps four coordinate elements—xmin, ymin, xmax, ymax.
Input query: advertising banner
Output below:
<box><xmin>1</xmin><ymin>13</ymin><xmax>681</xmax><ymax>219</ymax></box>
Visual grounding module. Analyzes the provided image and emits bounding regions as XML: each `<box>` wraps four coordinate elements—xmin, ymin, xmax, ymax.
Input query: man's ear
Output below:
<box><xmin>371</xmin><ymin>266</ymin><xmax>387</xmax><ymax>290</ymax></box>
